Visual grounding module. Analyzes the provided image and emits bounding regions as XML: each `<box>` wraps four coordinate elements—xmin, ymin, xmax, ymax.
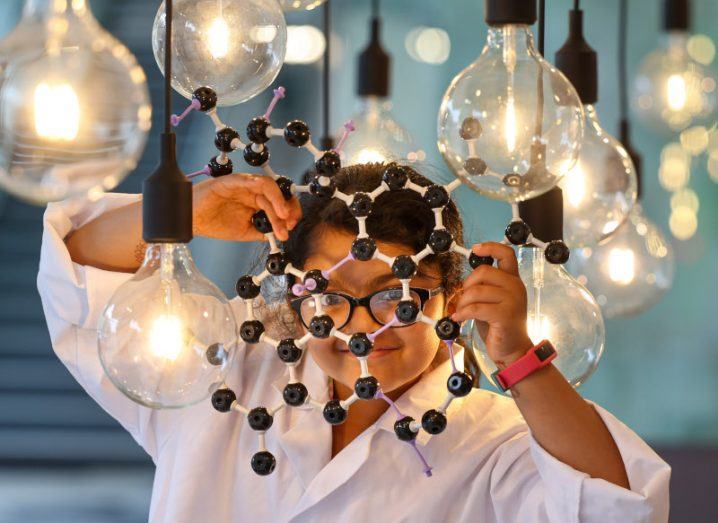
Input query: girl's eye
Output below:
<box><xmin>321</xmin><ymin>294</ymin><xmax>344</xmax><ymax>307</ymax></box>
<box><xmin>377</xmin><ymin>289</ymin><xmax>403</xmax><ymax>302</ymax></box>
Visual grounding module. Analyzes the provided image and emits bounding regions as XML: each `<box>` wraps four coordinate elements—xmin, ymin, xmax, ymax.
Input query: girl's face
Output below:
<box><xmin>295</xmin><ymin>227</ymin><xmax>449</xmax><ymax>394</ymax></box>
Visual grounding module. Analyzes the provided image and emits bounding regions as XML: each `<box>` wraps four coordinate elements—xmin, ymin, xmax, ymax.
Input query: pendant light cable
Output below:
<box><xmin>533</xmin><ymin>0</ymin><xmax>546</xmax><ymax>153</ymax></box>
<box><xmin>322</xmin><ymin>0</ymin><xmax>332</xmax><ymax>148</ymax></box>
<box><xmin>619</xmin><ymin>0</ymin><xmax>628</xmax><ymax>127</ymax></box>
<box><xmin>164</xmin><ymin>0</ymin><xmax>172</xmax><ymax>134</ymax></box>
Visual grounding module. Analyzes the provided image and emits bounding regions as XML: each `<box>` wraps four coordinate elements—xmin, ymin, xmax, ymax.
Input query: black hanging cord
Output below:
<box><xmin>574</xmin><ymin>0</ymin><xmax>580</xmax><ymax>10</ymax></box>
<box><xmin>538</xmin><ymin>0</ymin><xmax>545</xmax><ymax>55</ymax></box>
<box><xmin>321</xmin><ymin>0</ymin><xmax>333</xmax><ymax>149</ymax></box>
<box><xmin>372</xmin><ymin>0</ymin><xmax>379</xmax><ymax>18</ymax></box>
<box><xmin>164</xmin><ymin>0</ymin><xmax>172</xmax><ymax>135</ymax></box>
<box><xmin>619</xmin><ymin>0</ymin><xmax>628</xmax><ymax>125</ymax></box>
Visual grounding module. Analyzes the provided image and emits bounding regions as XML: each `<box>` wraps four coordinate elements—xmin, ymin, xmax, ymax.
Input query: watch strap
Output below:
<box><xmin>491</xmin><ymin>340</ymin><xmax>556</xmax><ymax>392</ymax></box>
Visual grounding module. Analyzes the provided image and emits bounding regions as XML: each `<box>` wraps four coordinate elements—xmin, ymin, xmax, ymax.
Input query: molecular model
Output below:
<box><xmin>171</xmin><ymin>86</ymin><xmax>570</xmax><ymax>477</ymax></box>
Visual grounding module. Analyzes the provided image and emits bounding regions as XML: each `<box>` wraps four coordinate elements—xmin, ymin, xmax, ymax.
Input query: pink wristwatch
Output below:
<box><xmin>492</xmin><ymin>340</ymin><xmax>557</xmax><ymax>392</ymax></box>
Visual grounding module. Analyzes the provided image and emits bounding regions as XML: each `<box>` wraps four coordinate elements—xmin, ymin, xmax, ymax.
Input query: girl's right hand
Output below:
<box><xmin>192</xmin><ymin>173</ymin><xmax>302</xmax><ymax>242</ymax></box>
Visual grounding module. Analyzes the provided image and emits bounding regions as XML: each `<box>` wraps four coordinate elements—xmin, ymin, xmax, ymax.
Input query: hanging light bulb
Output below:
<box><xmin>568</xmin><ymin>204</ymin><xmax>675</xmax><ymax>318</ymax></box>
<box><xmin>152</xmin><ymin>0</ymin><xmax>287</xmax><ymax>106</ymax></box>
<box><xmin>554</xmin><ymin>7</ymin><xmax>637</xmax><ymax>247</ymax></box>
<box><xmin>340</xmin><ymin>0</ymin><xmax>419</xmax><ymax>166</ymax></box>
<box><xmin>99</xmin><ymin>242</ymin><xmax>237</xmax><ymax>408</ymax></box>
<box><xmin>437</xmin><ymin>0</ymin><xmax>584</xmax><ymax>202</ymax></box>
<box><xmin>472</xmin><ymin>189</ymin><xmax>605</xmax><ymax>389</ymax></box>
<box><xmin>570</xmin><ymin>0</ymin><xmax>677</xmax><ymax>319</ymax></box>
<box><xmin>99</xmin><ymin>0</ymin><xmax>237</xmax><ymax>409</ymax></box>
<box><xmin>0</xmin><ymin>0</ymin><xmax>151</xmax><ymax>205</ymax></box>
<box><xmin>631</xmin><ymin>0</ymin><xmax>718</xmax><ymax>134</ymax></box>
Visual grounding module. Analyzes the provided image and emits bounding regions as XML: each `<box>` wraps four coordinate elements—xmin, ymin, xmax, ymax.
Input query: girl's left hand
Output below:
<box><xmin>451</xmin><ymin>242</ymin><xmax>534</xmax><ymax>365</ymax></box>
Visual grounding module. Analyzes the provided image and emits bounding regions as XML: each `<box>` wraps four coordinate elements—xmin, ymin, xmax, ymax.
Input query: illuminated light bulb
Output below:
<box><xmin>568</xmin><ymin>204</ymin><xmax>675</xmax><ymax>318</ymax></box>
<box><xmin>669</xmin><ymin>205</ymin><xmax>698</xmax><ymax>240</ymax></box>
<box><xmin>707</xmin><ymin>150</ymin><xmax>718</xmax><ymax>182</ymax></box>
<box><xmin>341</xmin><ymin>98</ymin><xmax>418</xmax><ymax>166</ymax></box>
<box><xmin>208</xmin><ymin>16</ymin><xmax>230</xmax><ymax>59</ymax></box>
<box><xmin>472</xmin><ymin>247</ymin><xmax>605</xmax><ymax>389</ymax></box>
<box><xmin>679</xmin><ymin>125</ymin><xmax>709</xmax><ymax>155</ymax></box>
<box><xmin>285</xmin><ymin>25</ymin><xmax>326</xmax><ymax>65</ymax></box>
<box><xmin>632</xmin><ymin>32</ymin><xmax>718</xmax><ymax>134</ymax></box>
<box><xmin>658</xmin><ymin>142</ymin><xmax>691</xmax><ymax>191</ymax></box>
<box><xmin>607</xmin><ymin>248</ymin><xmax>635</xmax><ymax>285</ymax></box>
<box><xmin>405</xmin><ymin>26</ymin><xmax>451</xmax><ymax>65</ymax></box>
<box><xmin>152</xmin><ymin>0</ymin><xmax>287</xmax><ymax>106</ymax></box>
<box><xmin>0</xmin><ymin>0</ymin><xmax>151</xmax><ymax>204</ymax></box>
<box><xmin>438</xmin><ymin>4</ymin><xmax>583</xmax><ymax>203</ymax></box>
<box><xmin>558</xmin><ymin>106</ymin><xmax>638</xmax><ymax>247</ymax></box>
<box><xmin>33</xmin><ymin>82</ymin><xmax>80</xmax><ymax>141</ymax></box>
<box><xmin>687</xmin><ymin>34</ymin><xmax>716</xmax><ymax>65</ymax></box>
<box><xmin>99</xmin><ymin>244</ymin><xmax>238</xmax><ymax>408</ymax></box>
<box><xmin>670</xmin><ymin>187</ymin><xmax>699</xmax><ymax>212</ymax></box>
<box><xmin>277</xmin><ymin>0</ymin><xmax>326</xmax><ymax>11</ymax></box>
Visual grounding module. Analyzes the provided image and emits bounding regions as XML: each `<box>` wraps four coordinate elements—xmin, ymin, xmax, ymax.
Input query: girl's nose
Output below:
<box><xmin>345</xmin><ymin>303</ymin><xmax>381</xmax><ymax>335</ymax></box>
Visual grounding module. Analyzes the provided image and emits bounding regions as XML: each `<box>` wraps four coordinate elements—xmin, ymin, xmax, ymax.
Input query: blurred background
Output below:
<box><xmin>0</xmin><ymin>0</ymin><xmax>716</xmax><ymax>521</ymax></box>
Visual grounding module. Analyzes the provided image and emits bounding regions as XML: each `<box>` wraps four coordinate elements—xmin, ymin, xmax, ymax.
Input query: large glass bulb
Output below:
<box><xmin>0</xmin><ymin>0</ymin><xmax>151</xmax><ymax>204</ymax></box>
<box><xmin>438</xmin><ymin>25</ymin><xmax>584</xmax><ymax>202</ymax></box>
<box><xmin>472</xmin><ymin>247</ymin><xmax>605</xmax><ymax>389</ymax></box>
<box><xmin>632</xmin><ymin>32</ymin><xmax>718</xmax><ymax>134</ymax></box>
<box><xmin>152</xmin><ymin>0</ymin><xmax>287</xmax><ymax>106</ymax></box>
<box><xmin>559</xmin><ymin>105</ymin><xmax>638</xmax><ymax>247</ymax></box>
<box><xmin>341</xmin><ymin>97</ymin><xmax>420</xmax><ymax>165</ymax></box>
<box><xmin>99</xmin><ymin>244</ymin><xmax>238</xmax><ymax>409</ymax></box>
<box><xmin>567</xmin><ymin>204</ymin><xmax>675</xmax><ymax>319</ymax></box>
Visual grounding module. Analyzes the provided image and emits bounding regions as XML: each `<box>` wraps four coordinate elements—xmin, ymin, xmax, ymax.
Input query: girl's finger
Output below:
<box><xmin>255</xmin><ymin>194</ymin><xmax>289</xmax><ymax>240</ymax></box>
<box><xmin>452</xmin><ymin>302</ymin><xmax>506</xmax><ymax>323</ymax></box>
<box><xmin>286</xmin><ymin>196</ymin><xmax>302</xmax><ymax>229</ymax></box>
<box><xmin>471</xmin><ymin>242</ymin><xmax>519</xmax><ymax>276</ymax></box>
<box><xmin>462</xmin><ymin>263</ymin><xmax>517</xmax><ymax>289</ymax></box>
<box><xmin>454</xmin><ymin>285</ymin><xmax>506</xmax><ymax>310</ymax></box>
<box><xmin>248</xmin><ymin>176</ymin><xmax>291</xmax><ymax>220</ymax></box>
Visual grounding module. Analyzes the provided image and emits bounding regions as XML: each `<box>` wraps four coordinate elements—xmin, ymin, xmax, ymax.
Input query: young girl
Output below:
<box><xmin>38</xmin><ymin>163</ymin><xmax>669</xmax><ymax>522</ymax></box>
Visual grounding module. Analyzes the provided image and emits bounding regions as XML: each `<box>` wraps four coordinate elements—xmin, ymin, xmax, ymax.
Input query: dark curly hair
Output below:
<box><xmin>283</xmin><ymin>163</ymin><xmax>466</xmax><ymax>294</ymax></box>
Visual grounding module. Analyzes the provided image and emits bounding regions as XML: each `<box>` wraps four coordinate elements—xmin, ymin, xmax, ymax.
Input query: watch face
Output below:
<box><xmin>535</xmin><ymin>342</ymin><xmax>556</xmax><ymax>362</ymax></box>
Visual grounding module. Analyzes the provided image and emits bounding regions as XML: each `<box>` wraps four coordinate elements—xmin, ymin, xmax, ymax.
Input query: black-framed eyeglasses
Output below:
<box><xmin>289</xmin><ymin>286</ymin><xmax>444</xmax><ymax>330</ymax></box>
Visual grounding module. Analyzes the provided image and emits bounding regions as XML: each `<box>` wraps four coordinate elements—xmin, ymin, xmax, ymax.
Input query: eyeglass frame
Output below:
<box><xmin>288</xmin><ymin>285</ymin><xmax>445</xmax><ymax>330</ymax></box>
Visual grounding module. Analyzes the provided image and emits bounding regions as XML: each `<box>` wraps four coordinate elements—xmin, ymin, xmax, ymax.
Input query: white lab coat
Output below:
<box><xmin>37</xmin><ymin>194</ymin><xmax>670</xmax><ymax>523</ymax></box>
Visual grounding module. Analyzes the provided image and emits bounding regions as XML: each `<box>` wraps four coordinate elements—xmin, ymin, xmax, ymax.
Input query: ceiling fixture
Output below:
<box><xmin>568</xmin><ymin>0</ymin><xmax>675</xmax><ymax>319</ymax></box>
<box><xmin>98</xmin><ymin>0</ymin><xmax>238</xmax><ymax>409</ymax></box>
<box><xmin>554</xmin><ymin>0</ymin><xmax>637</xmax><ymax>248</ymax></box>
<box><xmin>340</xmin><ymin>0</ymin><xmax>418</xmax><ymax>166</ymax></box>
<box><xmin>0</xmin><ymin>0</ymin><xmax>151</xmax><ymax>204</ymax></box>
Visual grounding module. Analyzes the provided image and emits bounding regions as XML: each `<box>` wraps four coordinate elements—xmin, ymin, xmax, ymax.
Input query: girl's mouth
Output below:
<box><xmin>337</xmin><ymin>346</ymin><xmax>401</xmax><ymax>360</ymax></box>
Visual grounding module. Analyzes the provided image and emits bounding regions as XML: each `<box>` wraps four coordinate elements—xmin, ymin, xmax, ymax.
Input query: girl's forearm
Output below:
<box><xmin>65</xmin><ymin>198</ymin><xmax>146</xmax><ymax>273</ymax></box>
<box><xmin>509</xmin><ymin>362</ymin><xmax>630</xmax><ymax>489</ymax></box>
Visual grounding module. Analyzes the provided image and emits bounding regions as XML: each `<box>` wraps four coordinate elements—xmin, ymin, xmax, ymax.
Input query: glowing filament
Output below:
<box><xmin>527</xmin><ymin>314</ymin><xmax>553</xmax><ymax>344</ymax></box>
<box><xmin>667</xmin><ymin>74</ymin><xmax>687</xmax><ymax>111</ymax></box>
<box><xmin>208</xmin><ymin>17</ymin><xmax>230</xmax><ymax>58</ymax></box>
<box><xmin>608</xmin><ymin>248</ymin><xmax>635</xmax><ymax>285</ymax></box>
<box><xmin>564</xmin><ymin>164</ymin><xmax>587</xmax><ymax>207</ymax></box>
<box><xmin>504</xmin><ymin>93</ymin><xmax>517</xmax><ymax>153</ymax></box>
<box><xmin>34</xmin><ymin>82</ymin><xmax>80</xmax><ymax>141</ymax></box>
<box><xmin>355</xmin><ymin>147</ymin><xmax>387</xmax><ymax>164</ymax></box>
<box><xmin>150</xmin><ymin>314</ymin><xmax>184</xmax><ymax>361</ymax></box>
